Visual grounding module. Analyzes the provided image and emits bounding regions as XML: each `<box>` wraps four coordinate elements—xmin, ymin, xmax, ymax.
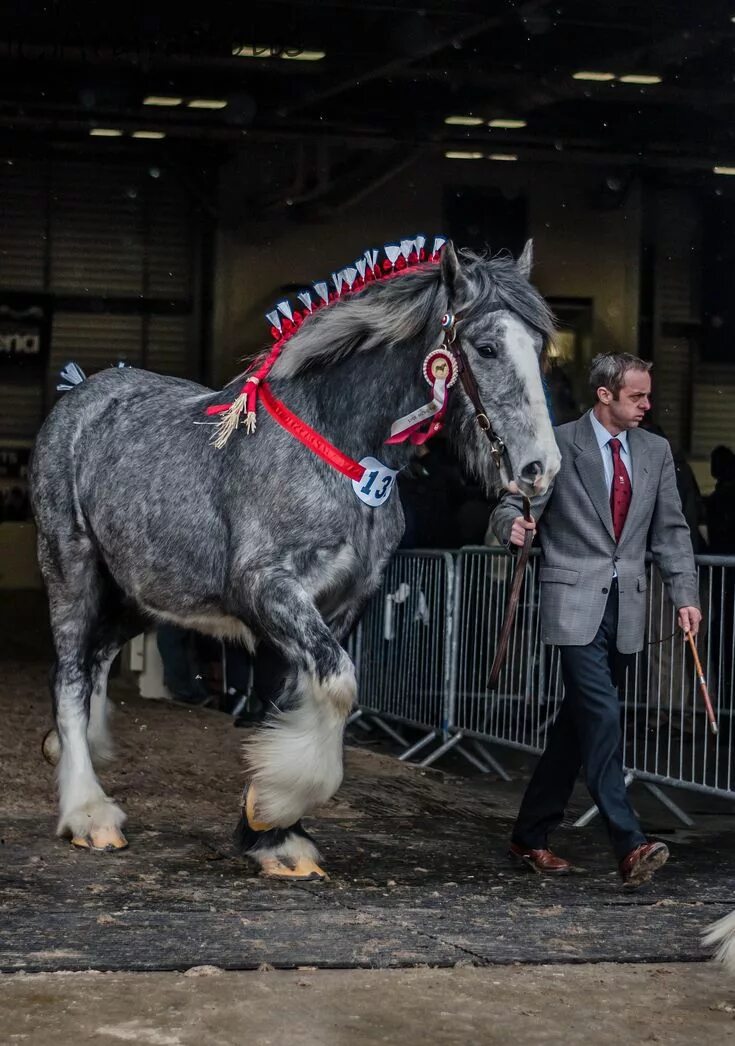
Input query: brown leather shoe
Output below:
<box><xmin>619</xmin><ymin>841</ymin><xmax>669</xmax><ymax>889</ymax></box>
<box><xmin>509</xmin><ymin>842</ymin><xmax>572</xmax><ymax>875</ymax></box>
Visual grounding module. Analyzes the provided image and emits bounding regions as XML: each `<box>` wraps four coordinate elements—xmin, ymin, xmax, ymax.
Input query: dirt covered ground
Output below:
<box><xmin>3</xmin><ymin>595</ymin><xmax>735</xmax><ymax>1043</ymax></box>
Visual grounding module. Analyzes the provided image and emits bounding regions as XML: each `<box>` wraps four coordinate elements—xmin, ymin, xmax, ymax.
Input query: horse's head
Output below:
<box><xmin>441</xmin><ymin>241</ymin><xmax>561</xmax><ymax>498</ymax></box>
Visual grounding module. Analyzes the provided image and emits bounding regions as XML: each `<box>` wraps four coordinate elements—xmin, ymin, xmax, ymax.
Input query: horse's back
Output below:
<box><xmin>30</xmin><ymin>368</ymin><xmax>211</xmax><ymax>525</ymax></box>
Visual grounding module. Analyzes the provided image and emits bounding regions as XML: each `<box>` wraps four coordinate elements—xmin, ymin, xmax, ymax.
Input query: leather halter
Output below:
<box><xmin>441</xmin><ymin>311</ymin><xmax>512</xmax><ymax>486</ymax></box>
<box><xmin>439</xmin><ymin>312</ymin><xmax>534</xmax><ymax>691</ymax></box>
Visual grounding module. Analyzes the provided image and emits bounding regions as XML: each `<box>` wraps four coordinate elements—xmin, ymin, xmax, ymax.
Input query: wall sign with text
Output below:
<box><xmin>0</xmin><ymin>293</ymin><xmax>52</xmax><ymax>383</ymax></box>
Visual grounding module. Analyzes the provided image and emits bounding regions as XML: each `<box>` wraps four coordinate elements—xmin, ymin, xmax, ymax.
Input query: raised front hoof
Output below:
<box><xmin>259</xmin><ymin>856</ymin><xmax>329</xmax><ymax>882</ymax></box>
<box><xmin>70</xmin><ymin>826</ymin><xmax>129</xmax><ymax>852</ymax></box>
<box><xmin>41</xmin><ymin>728</ymin><xmax>60</xmax><ymax>766</ymax></box>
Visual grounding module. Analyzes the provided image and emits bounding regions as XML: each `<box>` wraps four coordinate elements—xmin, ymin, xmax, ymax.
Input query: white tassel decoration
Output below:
<box><xmin>57</xmin><ymin>361</ymin><xmax>87</xmax><ymax>391</ymax></box>
<box><xmin>384</xmin><ymin>243</ymin><xmax>401</xmax><ymax>266</ymax></box>
<box><xmin>276</xmin><ymin>299</ymin><xmax>293</xmax><ymax>322</ymax></box>
<box><xmin>313</xmin><ymin>281</ymin><xmax>329</xmax><ymax>304</ymax></box>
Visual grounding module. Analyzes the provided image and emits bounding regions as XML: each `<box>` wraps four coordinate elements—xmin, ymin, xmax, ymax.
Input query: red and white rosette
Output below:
<box><xmin>385</xmin><ymin>348</ymin><xmax>459</xmax><ymax>445</ymax></box>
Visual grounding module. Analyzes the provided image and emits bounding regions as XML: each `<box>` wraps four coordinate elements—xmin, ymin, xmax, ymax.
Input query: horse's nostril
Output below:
<box><xmin>520</xmin><ymin>460</ymin><xmax>544</xmax><ymax>482</ymax></box>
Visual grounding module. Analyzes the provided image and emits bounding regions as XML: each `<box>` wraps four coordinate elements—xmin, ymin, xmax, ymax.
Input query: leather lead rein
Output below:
<box><xmin>440</xmin><ymin>312</ymin><xmax>533</xmax><ymax>691</ymax></box>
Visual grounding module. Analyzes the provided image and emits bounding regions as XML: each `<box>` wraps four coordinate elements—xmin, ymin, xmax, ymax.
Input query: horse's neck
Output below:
<box><xmin>272</xmin><ymin>343</ymin><xmax>429</xmax><ymax>470</ymax></box>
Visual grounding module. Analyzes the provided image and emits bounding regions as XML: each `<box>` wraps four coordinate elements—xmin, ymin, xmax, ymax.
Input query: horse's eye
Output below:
<box><xmin>477</xmin><ymin>345</ymin><xmax>498</xmax><ymax>359</ymax></box>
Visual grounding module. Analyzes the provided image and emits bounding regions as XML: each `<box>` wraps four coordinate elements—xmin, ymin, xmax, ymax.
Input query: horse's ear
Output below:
<box><xmin>517</xmin><ymin>238</ymin><xmax>534</xmax><ymax>279</ymax></box>
<box><xmin>440</xmin><ymin>241</ymin><xmax>464</xmax><ymax>296</ymax></box>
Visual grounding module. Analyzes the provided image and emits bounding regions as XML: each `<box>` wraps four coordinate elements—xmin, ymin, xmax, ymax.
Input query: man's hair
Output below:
<box><xmin>589</xmin><ymin>353</ymin><xmax>652</xmax><ymax>398</ymax></box>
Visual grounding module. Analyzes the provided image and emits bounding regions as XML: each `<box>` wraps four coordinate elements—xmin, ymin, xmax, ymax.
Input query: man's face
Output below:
<box><xmin>598</xmin><ymin>369</ymin><xmax>652</xmax><ymax>430</ymax></box>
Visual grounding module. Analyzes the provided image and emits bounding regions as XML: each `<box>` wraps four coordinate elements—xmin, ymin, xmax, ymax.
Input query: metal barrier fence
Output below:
<box><xmin>352</xmin><ymin>548</ymin><xmax>735</xmax><ymax>810</ymax></box>
<box><xmin>349</xmin><ymin>551</ymin><xmax>455</xmax><ymax>761</ymax></box>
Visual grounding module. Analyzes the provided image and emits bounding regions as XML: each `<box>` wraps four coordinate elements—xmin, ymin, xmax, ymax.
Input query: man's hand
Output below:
<box><xmin>677</xmin><ymin>606</ymin><xmax>702</xmax><ymax>637</ymax></box>
<box><xmin>509</xmin><ymin>515</ymin><xmax>536</xmax><ymax>548</ymax></box>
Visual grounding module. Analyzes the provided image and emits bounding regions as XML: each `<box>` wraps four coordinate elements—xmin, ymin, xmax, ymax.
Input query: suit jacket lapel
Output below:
<box><xmin>619</xmin><ymin>427</ymin><xmax>650</xmax><ymax>543</ymax></box>
<box><xmin>573</xmin><ymin>413</ymin><xmax>616</xmax><ymax>542</ymax></box>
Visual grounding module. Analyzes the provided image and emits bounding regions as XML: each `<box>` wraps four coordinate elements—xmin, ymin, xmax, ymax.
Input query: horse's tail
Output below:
<box><xmin>703</xmin><ymin>909</ymin><xmax>735</xmax><ymax>972</ymax></box>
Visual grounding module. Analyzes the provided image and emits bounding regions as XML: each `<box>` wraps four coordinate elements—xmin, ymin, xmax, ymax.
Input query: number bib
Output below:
<box><xmin>352</xmin><ymin>456</ymin><xmax>398</xmax><ymax>507</ymax></box>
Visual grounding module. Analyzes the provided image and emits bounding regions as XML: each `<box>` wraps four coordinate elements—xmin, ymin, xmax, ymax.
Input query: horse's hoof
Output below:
<box><xmin>244</xmin><ymin>786</ymin><xmax>275</xmax><ymax>833</ymax></box>
<box><xmin>42</xmin><ymin>728</ymin><xmax>60</xmax><ymax>766</ymax></box>
<box><xmin>260</xmin><ymin>856</ymin><xmax>329</xmax><ymax>881</ymax></box>
<box><xmin>71</xmin><ymin>826</ymin><xmax>128</xmax><ymax>852</ymax></box>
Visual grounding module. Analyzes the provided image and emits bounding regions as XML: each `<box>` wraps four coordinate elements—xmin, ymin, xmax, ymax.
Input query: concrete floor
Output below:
<box><xmin>2</xmin><ymin>964</ymin><xmax>735</xmax><ymax>1045</ymax></box>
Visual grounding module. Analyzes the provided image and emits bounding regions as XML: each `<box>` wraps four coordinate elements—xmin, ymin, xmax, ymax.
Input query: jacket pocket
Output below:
<box><xmin>539</xmin><ymin>567</ymin><xmax>580</xmax><ymax>585</ymax></box>
<box><xmin>636</xmin><ymin>573</ymin><xmax>648</xmax><ymax>592</ymax></box>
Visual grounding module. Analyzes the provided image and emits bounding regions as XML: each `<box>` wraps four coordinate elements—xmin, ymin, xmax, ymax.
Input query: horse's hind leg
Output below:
<box><xmin>237</xmin><ymin>571</ymin><xmax>357</xmax><ymax>877</ymax></box>
<box><xmin>40</xmin><ymin>538</ymin><xmax>129</xmax><ymax>850</ymax></box>
<box><xmin>43</xmin><ymin>591</ymin><xmax>144</xmax><ymax>771</ymax></box>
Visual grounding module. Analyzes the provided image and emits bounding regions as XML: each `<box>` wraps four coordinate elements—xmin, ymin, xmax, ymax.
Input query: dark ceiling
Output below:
<box><xmin>1</xmin><ymin>1</ymin><xmax>734</xmax><ymax>174</ymax></box>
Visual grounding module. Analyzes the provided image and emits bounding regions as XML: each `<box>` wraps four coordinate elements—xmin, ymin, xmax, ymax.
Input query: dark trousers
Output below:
<box><xmin>512</xmin><ymin>582</ymin><xmax>647</xmax><ymax>861</ymax></box>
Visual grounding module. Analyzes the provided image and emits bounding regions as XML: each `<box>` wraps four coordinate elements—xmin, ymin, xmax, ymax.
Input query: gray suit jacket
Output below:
<box><xmin>491</xmin><ymin>411</ymin><xmax>700</xmax><ymax>653</ymax></box>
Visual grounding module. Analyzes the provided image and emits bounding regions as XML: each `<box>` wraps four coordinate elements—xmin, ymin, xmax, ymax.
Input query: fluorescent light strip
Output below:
<box><xmin>232</xmin><ymin>45</ymin><xmax>325</xmax><ymax>61</ymax></box>
<box><xmin>488</xmin><ymin>153</ymin><xmax>518</xmax><ymax>161</ymax></box>
<box><xmin>143</xmin><ymin>96</ymin><xmax>182</xmax><ymax>107</ymax></box>
<box><xmin>132</xmin><ymin>131</ymin><xmax>166</xmax><ymax>139</ymax></box>
<box><xmin>89</xmin><ymin>128</ymin><xmax>123</xmax><ymax>137</ymax></box>
<box><xmin>619</xmin><ymin>74</ymin><xmax>662</xmax><ymax>84</ymax></box>
<box><xmin>714</xmin><ymin>165</ymin><xmax>735</xmax><ymax>175</ymax></box>
<box><xmin>488</xmin><ymin>118</ymin><xmax>526</xmax><ymax>128</ymax></box>
<box><xmin>444</xmin><ymin>115</ymin><xmax>484</xmax><ymax>126</ymax></box>
<box><xmin>282</xmin><ymin>50</ymin><xmax>326</xmax><ymax>61</ymax></box>
<box><xmin>572</xmin><ymin>71</ymin><xmax>615</xmax><ymax>81</ymax></box>
<box><xmin>187</xmin><ymin>99</ymin><xmax>228</xmax><ymax>109</ymax></box>
<box><xmin>232</xmin><ymin>45</ymin><xmax>272</xmax><ymax>58</ymax></box>
<box><xmin>445</xmin><ymin>150</ymin><xmax>484</xmax><ymax>160</ymax></box>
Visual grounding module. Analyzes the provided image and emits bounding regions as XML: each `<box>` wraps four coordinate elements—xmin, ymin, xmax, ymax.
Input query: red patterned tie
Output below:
<box><xmin>609</xmin><ymin>437</ymin><xmax>632</xmax><ymax>542</ymax></box>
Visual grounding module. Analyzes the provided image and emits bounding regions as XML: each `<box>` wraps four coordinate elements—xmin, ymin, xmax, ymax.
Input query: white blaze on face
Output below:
<box><xmin>498</xmin><ymin>312</ymin><xmax>560</xmax><ymax>488</ymax></box>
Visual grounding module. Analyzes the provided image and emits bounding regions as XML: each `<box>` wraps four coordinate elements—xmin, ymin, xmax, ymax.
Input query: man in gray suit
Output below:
<box><xmin>491</xmin><ymin>352</ymin><xmax>701</xmax><ymax>888</ymax></box>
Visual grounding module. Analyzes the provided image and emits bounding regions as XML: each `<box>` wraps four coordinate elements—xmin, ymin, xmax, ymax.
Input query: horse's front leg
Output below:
<box><xmin>234</xmin><ymin>570</ymin><xmax>357</xmax><ymax>879</ymax></box>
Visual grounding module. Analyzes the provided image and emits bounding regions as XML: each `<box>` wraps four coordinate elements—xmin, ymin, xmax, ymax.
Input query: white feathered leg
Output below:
<box><xmin>704</xmin><ymin>910</ymin><xmax>735</xmax><ymax>972</ymax></box>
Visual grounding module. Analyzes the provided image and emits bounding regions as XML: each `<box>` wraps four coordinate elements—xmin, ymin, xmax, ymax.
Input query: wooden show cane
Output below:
<box><xmin>488</xmin><ymin>494</ymin><xmax>534</xmax><ymax>689</ymax></box>
<box><xmin>685</xmin><ymin>630</ymin><xmax>718</xmax><ymax>736</ymax></box>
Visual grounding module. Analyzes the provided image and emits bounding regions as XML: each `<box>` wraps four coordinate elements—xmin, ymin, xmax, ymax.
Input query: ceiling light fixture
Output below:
<box><xmin>132</xmin><ymin>131</ymin><xmax>167</xmax><ymax>139</ymax></box>
<box><xmin>572</xmin><ymin>71</ymin><xmax>615</xmax><ymax>81</ymax></box>
<box><xmin>619</xmin><ymin>74</ymin><xmax>662</xmax><ymax>84</ymax></box>
<box><xmin>232</xmin><ymin>45</ymin><xmax>325</xmax><ymax>61</ymax></box>
<box><xmin>714</xmin><ymin>165</ymin><xmax>735</xmax><ymax>175</ymax></box>
<box><xmin>232</xmin><ymin>45</ymin><xmax>273</xmax><ymax>58</ymax></box>
<box><xmin>445</xmin><ymin>150</ymin><xmax>484</xmax><ymax>160</ymax></box>
<box><xmin>488</xmin><ymin>118</ymin><xmax>527</xmax><ymax>129</ymax></box>
<box><xmin>444</xmin><ymin>115</ymin><xmax>484</xmax><ymax>126</ymax></box>
<box><xmin>282</xmin><ymin>50</ymin><xmax>326</xmax><ymax>61</ymax></box>
<box><xmin>488</xmin><ymin>153</ymin><xmax>518</xmax><ymax>161</ymax></box>
<box><xmin>143</xmin><ymin>96</ymin><xmax>183</xmax><ymax>107</ymax></box>
<box><xmin>89</xmin><ymin>128</ymin><xmax>123</xmax><ymax>137</ymax></box>
<box><xmin>187</xmin><ymin>99</ymin><xmax>228</xmax><ymax>109</ymax></box>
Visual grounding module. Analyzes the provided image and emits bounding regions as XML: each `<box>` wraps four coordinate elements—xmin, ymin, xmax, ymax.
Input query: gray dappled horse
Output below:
<box><xmin>30</xmin><ymin>240</ymin><xmax>560</xmax><ymax>880</ymax></box>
